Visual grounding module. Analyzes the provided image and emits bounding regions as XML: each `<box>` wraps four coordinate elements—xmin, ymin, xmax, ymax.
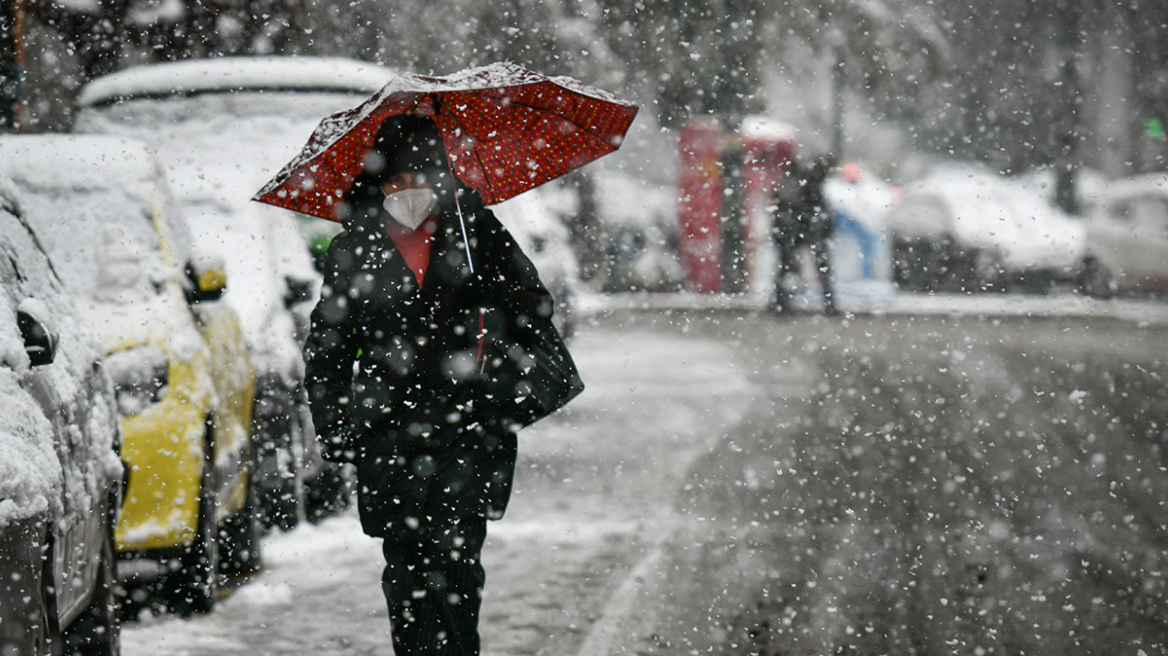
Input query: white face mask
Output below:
<box><xmin>382</xmin><ymin>188</ymin><xmax>438</xmax><ymax>230</ymax></box>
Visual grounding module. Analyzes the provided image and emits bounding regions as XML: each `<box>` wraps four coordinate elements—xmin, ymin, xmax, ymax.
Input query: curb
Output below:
<box><xmin>575</xmin><ymin>548</ymin><xmax>666</xmax><ymax>656</ymax></box>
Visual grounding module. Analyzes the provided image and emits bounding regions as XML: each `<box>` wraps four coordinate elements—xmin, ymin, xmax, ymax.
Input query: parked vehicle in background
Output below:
<box><xmin>73</xmin><ymin>57</ymin><xmax>394</xmax><ymax>528</ymax></box>
<box><xmin>0</xmin><ymin>135</ymin><xmax>261</xmax><ymax>616</ymax></box>
<box><xmin>0</xmin><ymin>175</ymin><xmax>124</xmax><ymax>654</ymax></box>
<box><xmin>886</xmin><ymin>165</ymin><xmax>1085</xmax><ymax>293</ymax></box>
<box><xmin>1077</xmin><ymin>172</ymin><xmax>1168</xmax><ymax>297</ymax></box>
<box><xmin>556</xmin><ymin>170</ymin><xmax>683</xmax><ymax>294</ymax></box>
<box><xmin>491</xmin><ymin>187</ymin><xmax>582</xmax><ymax>339</ymax></box>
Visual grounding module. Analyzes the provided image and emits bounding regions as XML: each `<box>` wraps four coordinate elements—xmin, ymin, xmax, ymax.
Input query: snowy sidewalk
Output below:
<box><xmin>119</xmin><ymin>311</ymin><xmax>755</xmax><ymax>656</ymax></box>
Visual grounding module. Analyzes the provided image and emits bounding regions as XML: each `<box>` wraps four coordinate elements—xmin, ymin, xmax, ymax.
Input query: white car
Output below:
<box><xmin>577</xmin><ymin>170</ymin><xmax>683</xmax><ymax>294</ymax></box>
<box><xmin>887</xmin><ymin>166</ymin><xmax>1086</xmax><ymax>293</ymax></box>
<box><xmin>74</xmin><ymin>56</ymin><xmax>396</xmax><ymax>527</ymax></box>
<box><xmin>1079</xmin><ymin>172</ymin><xmax>1168</xmax><ymax>296</ymax></box>
<box><xmin>0</xmin><ymin>176</ymin><xmax>123</xmax><ymax>654</ymax></box>
<box><xmin>491</xmin><ymin>187</ymin><xmax>582</xmax><ymax>339</ymax></box>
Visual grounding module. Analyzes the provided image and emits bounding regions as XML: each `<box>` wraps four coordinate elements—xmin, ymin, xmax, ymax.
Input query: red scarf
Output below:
<box><xmin>385</xmin><ymin>217</ymin><xmax>437</xmax><ymax>286</ymax></box>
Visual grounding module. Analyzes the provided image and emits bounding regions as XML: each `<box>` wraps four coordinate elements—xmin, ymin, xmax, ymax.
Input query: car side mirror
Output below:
<box><xmin>18</xmin><ymin>309</ymin><xmax>57</xmax><ymax>367</ymax></box>
<box><xmin>185</xmin><ymin>260</ymin><xmax>227</xmax><ymax>304</ymax></box>
<box><xmin>284</xmin><ymin>276</ymin><xmax>314</xmax><ymax>308</ymax></box>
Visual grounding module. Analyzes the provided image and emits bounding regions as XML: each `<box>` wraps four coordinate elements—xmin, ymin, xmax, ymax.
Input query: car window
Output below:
<box><xmin>19</xmin><ymin>189</ymin><xmax>169</xmax><ymax>303</ymax></box>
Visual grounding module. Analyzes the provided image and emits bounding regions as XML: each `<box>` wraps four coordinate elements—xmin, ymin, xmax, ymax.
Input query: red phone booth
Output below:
<box><xmin>677</xmin><ymin>117</ymin><xmax>798</xmax><ymax>293</ymax></box>
<box><xmin>676</xmin><ymin>118</ymin><xmax>725</xmax><ymax>293</ymax></box>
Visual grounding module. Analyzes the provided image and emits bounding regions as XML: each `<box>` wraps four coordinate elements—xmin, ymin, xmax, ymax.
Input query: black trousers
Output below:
<box><xmin>771</xmin><ymin>227</ymin><xmax>835</xmax><ymax>314</ymax></box>
<box><xmin>381</xmin><ymin>516</ymin><xmax>488</xmax><ymax>656</ymax></box>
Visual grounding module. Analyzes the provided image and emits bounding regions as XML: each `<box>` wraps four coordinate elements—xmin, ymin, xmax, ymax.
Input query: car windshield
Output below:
<box><xmin>81</xmin><ymin>92</ymin><xmax>355</xmax><ymax>201</ymax></box>
<box><xmin>78</xmin><ymin>89</ymin><xmax>355</xmax><ymax>331</ymax></box>
<box><xmin>19</xmin><ymin>189</ymin><xmax>168</xmax><ymax>304</ymax></box>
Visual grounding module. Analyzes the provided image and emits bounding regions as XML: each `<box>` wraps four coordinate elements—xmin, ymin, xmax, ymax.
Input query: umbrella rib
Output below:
<box><xmin>460</xmin><ymin>121</ymin><xmax>502</xmax><ymax>201</ymax></box>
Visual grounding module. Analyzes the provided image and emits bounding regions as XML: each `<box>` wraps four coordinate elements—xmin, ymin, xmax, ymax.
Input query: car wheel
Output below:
<box><xmin>254</xmin><ymin>390</ymin><xmax>302</xmax><ymax>531</ymax></box>
<box><xmin>61</xmin><ymin>505</ymin><xmax>120</xmax><ymax>655</ymax></box>
<box><xmin>218</xmin><ymin>463</ymin><xmax>265</xmax><ymax>579</ymax></box>
<box><xmin>165</xmin><ymin>434</ymin><xmax>218</xmax><ymax>615</ymax></box>
<box><xmin>1077</xmin><ymin>257</ymin><xmax>1116</xmax><ymax>299</ymax></box>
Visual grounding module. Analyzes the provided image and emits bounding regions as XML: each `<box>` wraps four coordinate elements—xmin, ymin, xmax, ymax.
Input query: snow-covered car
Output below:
<box><xmin>0</xmin><ymin>135</ymin><xmax>262</xmax><ymax>615</ymax></box>
<box><xmin>491</xmin><ymin>186</ymin><xmax>582</xmax><ymax>339</ymax></box>
<box><xmin>585</xmin><ymin>170</ymin><xmax>684</xmax><ymax>293</ymax></box>
<box><xmin>73</xmin><ymin>56</ymin><xmax>395</xmax><ymax>527</ymax></box>
<box><xmin>0</xmin><ymin>176</ymin><xmax>123</xmax><ymax>655</ymax></box>
<box><xmin>1077</xmin><ymin>172</ymin><xmax>1168</xmax><ymax>296</ymax></box>
<box><xmin>887</xmin><ymin>166</ymin><xmax>1086</xmax><ymax>293</ymax></box>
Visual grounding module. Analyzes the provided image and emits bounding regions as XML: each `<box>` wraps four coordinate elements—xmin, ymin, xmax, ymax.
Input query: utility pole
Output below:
<box><xmin>830</xmin><ymin>37</ymin><xmax>845</xmax><ymax>162</ymax></box>
<box><xmin>0</xmin><ymin>0</ymin><xmax>24</xmax><ymax>132</ymax></box>
<box><xmin>1053</xmin><ymin>0</ymin><xmax>1082</xmax><ymax>215</ymax></box>
<box><xmin>718</xmin><ymin>0</ymin><xmax>750</xmax><ymax>294</ymax></box>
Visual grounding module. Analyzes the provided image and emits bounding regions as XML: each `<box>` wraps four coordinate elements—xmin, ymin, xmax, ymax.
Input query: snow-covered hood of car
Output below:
<box><xmin>78</xmin><ymin>287</ymin><xmax>208</xmax><ymax>365</ymax></box>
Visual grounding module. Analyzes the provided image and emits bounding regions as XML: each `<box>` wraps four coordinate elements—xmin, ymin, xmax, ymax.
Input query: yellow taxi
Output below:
<box><xmin>0</xmin><ymin>135</ymin><xmax>259</xmax><ymax>614</ymax></box>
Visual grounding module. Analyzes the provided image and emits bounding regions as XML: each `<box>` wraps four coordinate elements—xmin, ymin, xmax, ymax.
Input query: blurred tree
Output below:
<box><xmin>911</xmin><ymin>0</ymin><xmax>1168</xmax><ymax>177</ymax></box>
<box><xmin>27</xmin><ymin>0</ymin><xmax>129</xmax><ymax>79</ymax></box>
<box><xmin>0</xmin><ymin>0</ymin><xmax>23</xmax><ymax>130</ymax></box>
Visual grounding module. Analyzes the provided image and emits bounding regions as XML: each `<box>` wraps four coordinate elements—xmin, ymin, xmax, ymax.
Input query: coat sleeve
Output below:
<box><xmin>304</xmin><ymin>236</ymin><xmax>362</xmax><ymax>461</ymax></box>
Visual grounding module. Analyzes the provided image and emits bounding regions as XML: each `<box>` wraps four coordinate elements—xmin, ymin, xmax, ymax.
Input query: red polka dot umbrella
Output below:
<box><xmin>252</xmin><ymin>62</ymin><xmax>639</xmax><ymax>222</ymax></box>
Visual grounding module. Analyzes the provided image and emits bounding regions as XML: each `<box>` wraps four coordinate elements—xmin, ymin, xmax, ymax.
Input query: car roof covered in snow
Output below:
<box><xmin>77</xmin><ymin>56</ymin><xmax>396</xmax><ymax>108</ymax></box>
<box><xmin>0</xmin><ymin>134</ymin><xmax>161</xmax><ymax>196</ymax></box>
<box><xmin>740</xmin><ymin>115</ymin><xmax>799</xmax><ymax>142</ymax></box>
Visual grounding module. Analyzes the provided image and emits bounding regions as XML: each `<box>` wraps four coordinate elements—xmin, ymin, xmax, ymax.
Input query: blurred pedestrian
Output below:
<box><xmin>769</xmin><ymin>156</ymin><xmax>837</xmax><ymax>315</ymax></box>
<box><xmin>303</xmin><ymin>114</ymin><xmax>583</xmax><ymax>655</ymax></box>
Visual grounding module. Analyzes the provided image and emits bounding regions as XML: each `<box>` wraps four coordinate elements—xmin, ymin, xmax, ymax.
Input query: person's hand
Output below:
<box><xmin>318</xmin><ymin>425</ymin><xmax>358</xmax><ymax>463</ymax></box>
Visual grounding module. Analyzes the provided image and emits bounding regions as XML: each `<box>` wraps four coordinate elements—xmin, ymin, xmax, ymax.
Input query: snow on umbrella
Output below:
<box><xmin>252</xmin><ymin>62</ymin><xmax>638</xmax><ymax>221</ymax></box>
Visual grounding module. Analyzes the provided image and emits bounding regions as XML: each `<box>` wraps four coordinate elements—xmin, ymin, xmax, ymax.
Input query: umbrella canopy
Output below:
<box><xmin>253</xmin><ymin>62</ymin><xmax>638</xmax><ymax>222</ymax></box>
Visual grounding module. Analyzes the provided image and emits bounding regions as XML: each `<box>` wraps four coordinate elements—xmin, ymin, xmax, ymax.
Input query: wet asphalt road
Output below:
<box><xmin>624</xmin><ymin>308</ymin><xmax>1168</xmax><ymax>656</ymax></box>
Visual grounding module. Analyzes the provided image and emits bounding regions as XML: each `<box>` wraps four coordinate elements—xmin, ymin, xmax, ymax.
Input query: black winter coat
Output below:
<box><xmin>304</xmin><ymin>200</ymin><xmax>583</xmax><ymax>539</ymax></box>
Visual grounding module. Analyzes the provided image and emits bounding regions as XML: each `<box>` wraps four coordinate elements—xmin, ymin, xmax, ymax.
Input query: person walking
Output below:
<box><xmin>769</xmin><ymin>156</ymin><xmax>838</xmax><ymax>315</ymax></box>
<box><xmin>303</xmin><ymin>114</ymin><xmax>583</xmax><ymax>655</ymax></box>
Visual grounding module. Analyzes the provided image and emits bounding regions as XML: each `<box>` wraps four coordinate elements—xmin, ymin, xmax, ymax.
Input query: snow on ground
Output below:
<box><xmin>117</xmin><ymin>290</ymin><xmax>1168</xmax><ymax>655</ymax></box>
<box><xmin>120</xmin><ymin>309</ymin><xmax>755</xmax><ymax>655</ymax></box>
